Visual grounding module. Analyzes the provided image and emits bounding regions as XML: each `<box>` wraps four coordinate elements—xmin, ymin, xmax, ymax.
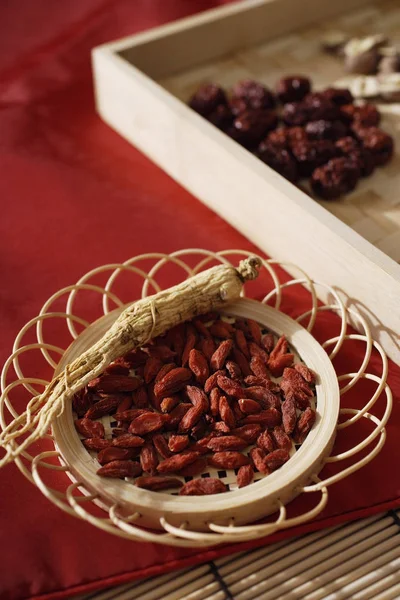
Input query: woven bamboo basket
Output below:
<box><xmin>0</xmin><ymin>249</ymin><xmax>392</xmax><ymax>547</ymax></box>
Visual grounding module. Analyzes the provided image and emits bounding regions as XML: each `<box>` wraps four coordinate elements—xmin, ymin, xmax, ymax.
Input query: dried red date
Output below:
<box><xmin>231</xmin><ymin>79</ymin><xmax>276</xmax><ymax>111</ymax></box>
<box><xmin>356</xmin><ymin>127</ymin><xmax>394</xmax><ymax>166</ymax></box>
<box><xmin>276</xmin><ymin>76</ymin><xmax>311</xmax><ymax>103</ymax></box>
<box><xmin>311</xmin><ymin>157</ymin><xmax>360</xmax><ymax>200</ymax></box>
<box><xmin>188</xmin><ymin>83</ymin><xmax>227</xmax><ymax>117</ymax></box>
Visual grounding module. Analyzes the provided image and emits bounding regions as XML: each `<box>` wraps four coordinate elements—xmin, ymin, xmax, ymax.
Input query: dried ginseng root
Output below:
<box><xmin>0</xmin><ymin>257</ymin><xmax>261</xmax><ymax>467</ymax></box>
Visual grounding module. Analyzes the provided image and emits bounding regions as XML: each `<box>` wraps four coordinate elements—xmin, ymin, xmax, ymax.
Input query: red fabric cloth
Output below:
<box><xmin>0</xmin><ymin>2</ymin><xmax>399</xmax><ymax>599</ymax></box>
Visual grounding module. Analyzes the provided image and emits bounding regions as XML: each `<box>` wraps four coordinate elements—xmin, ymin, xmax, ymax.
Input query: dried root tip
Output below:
<box><xmin>237</xmin><ymin>256</ymin><xmax>262</xmax><ymax>282</ymax></box>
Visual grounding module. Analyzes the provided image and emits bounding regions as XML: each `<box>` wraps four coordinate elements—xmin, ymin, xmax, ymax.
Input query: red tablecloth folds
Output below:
<box><xmin>1</xmin><ymin>2</ymin><xmax>400</xmax><ymax>599</ymax></box>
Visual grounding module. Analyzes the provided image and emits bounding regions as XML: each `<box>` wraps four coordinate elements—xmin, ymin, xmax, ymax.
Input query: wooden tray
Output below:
<box><xmin>92</xmin><ymin>0</ymin><xmax>400</xmax><ymax>363</ymax></box>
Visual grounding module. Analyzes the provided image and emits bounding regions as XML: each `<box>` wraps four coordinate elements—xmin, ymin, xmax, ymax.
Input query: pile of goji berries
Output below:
<box><xmin>187</xmin><ymin>77</ymin><xmax>394</xmax><ymax>200</ymax></box>
<box><xmin>74</xmin><ymin>314</ymin><xmax>316</xmax><ymax>496</ymax></box>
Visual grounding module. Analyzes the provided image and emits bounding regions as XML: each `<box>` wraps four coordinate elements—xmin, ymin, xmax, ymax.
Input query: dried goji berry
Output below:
<box><xmin>135</xmin><ymin>476</ymin><xmax>183</xmax><ymax>490</ymax></box>
<box><xmin>238</xmin><ymin>398</ymin><xmax>262</xmax><ymax>414</ymax></box>
<box><xmin>97</xmin><ymin>460</ymin><xmax>142</xmax><ymax>479</ymax></box>
<box><xmin>157</xmin><ymin>451</ymin><xmax>200</xmax><ymax>473</ymax></box>
<box><xmin>231</xmin><ymin>424</ymin><xmax>262</xmax><ymax>444</ymax></box>
<box><xmin>112</xmin><ymin>434</ymin><xmax>145</xmax><ymax>448</ymax></box>
<box><xmin>179</xmin><ymin>478</ymin><xmax>227</xmax><ymax>495</ymax></box>
<box><xmin>168</xmin><ymin>434</ymin><xmax>189</xmax><ymax>453</ymax></box>
<box><xmin>257</xmin><ymin>430</ymin><xmax>275</xmax><ymax>453</ymax></box>
<box><xmin>97</xmin><ymin>446</ymin><xmax>137</xmax><ymax>465</ymax></box>
<box><xmin>75</xmin><ymin>418</ymin><xmax>105</xmax><ymax>439</ymax></box>
<box><xmin>207</xmin><ymin>435</ymin><xmax>247</xmax><ymax>451</ymax></box>
<box><xmin>153</xmin><ymin>367</ymin><xmax>192</xmax><ymax>399</ymax></box>
<box><xmin>188</xmin><ymin>349</ymin><xmax>209</xmax><ymax>385</ymax></box>
<box><xmin>129</xmin><ymin>413</ymin><xmax>166</xmax><ymax>435</ymax></box>
<box><xmin>211</xmin><ymin>340</ymin><xmax>233</xmax><ymax>371</ymax></box>
<box><xmin>152</xmin><ymin>433</ymin><xmax>173</xmax><ymax>458</ymax></box>
<box><xmin>140</xmin><ymin>442</ymin><xmax>159</xmax><ymax>475</ymax></box>
<box><xmin>208</xmin><ymin>451</ymin><xmax>250</xmax><ymax>469</ymax></box>
<box><xmin>237</xmin><ymin>464</ymin><xmax>254</xmax><ymax>488</ymax></box>
<box><xmin>219</xmin><ymin>395</ymin><xmax>236</xmax><ymax>428</ymax></box>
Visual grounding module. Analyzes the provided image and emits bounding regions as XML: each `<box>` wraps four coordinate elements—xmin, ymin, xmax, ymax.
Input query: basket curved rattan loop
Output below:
<box><xmin>38</xmin><ymin>283</ymin><xmax>123</xmax><ymax>343</ymax></box>
<box><xmin>0</xmin><ymin>248</ymin><xmax>392</xmax><ymax>547</ymax></box>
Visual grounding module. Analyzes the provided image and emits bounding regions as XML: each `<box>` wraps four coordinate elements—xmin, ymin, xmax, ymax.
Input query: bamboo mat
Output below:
<box><xmin>160</xmin><ymin>0</ymin><xmax>400</xmax><ymax>263</ymax></box>
<box><xmin>78</xmin><ymin>509</ymin><xmax>400</xmax><ymax>600</ymax></box>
